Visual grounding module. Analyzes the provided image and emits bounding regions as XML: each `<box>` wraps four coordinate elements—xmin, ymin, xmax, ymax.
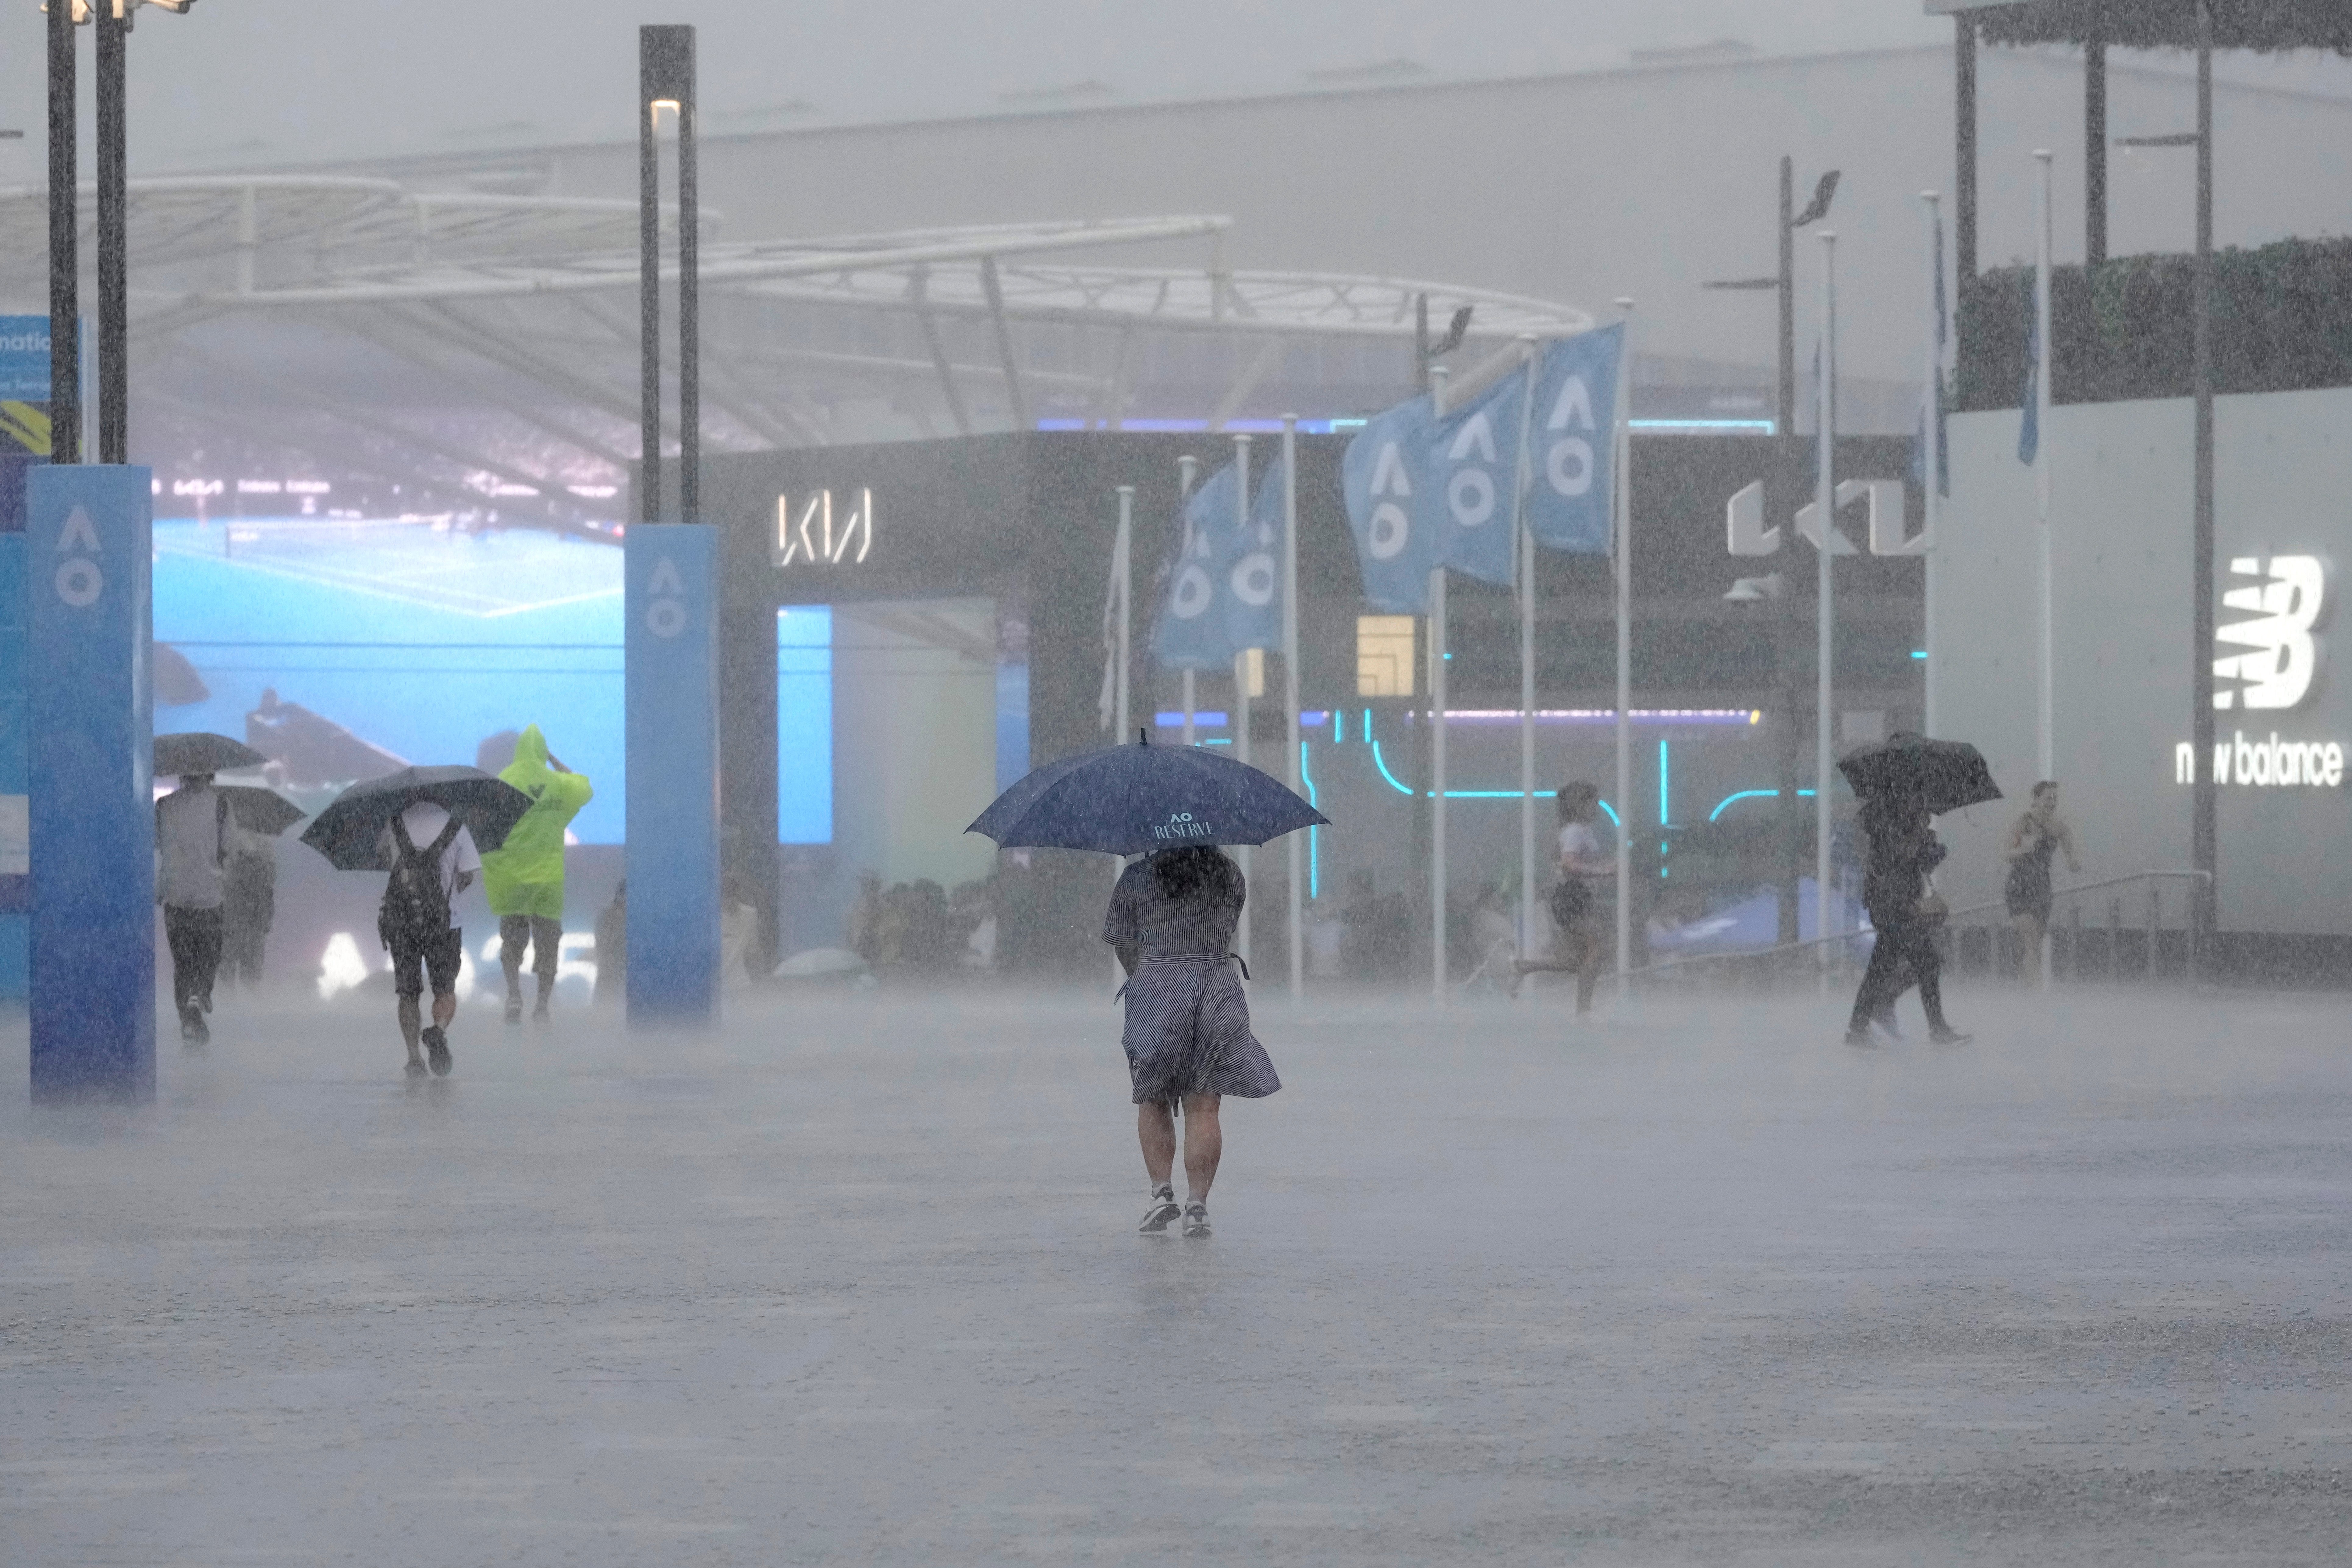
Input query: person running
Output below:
<box><xmin>1846</xmin><ymin>791</ymin><xmax>1968</xmax><ymax>1048</ymax></box>
<box><xmin>1509</xmin><ymin>782</ymin><xmax>1617</xmax><ymax>1012</ymax></box>
<box><xmin>1104</xmin><ymin>845</ymin><xmax>1281</xmax><ymax>1239</ymax></box>
<box><xmin>221</xmin><ymin>812</ymin><xmax>277</xmax><ymax>990</ymax></box>
<box><xmin>378</xmin><ymin>801</ymin><xmax>479</xmax><ymax>1078</ymax></box>
<box><xmin>480</xmin><ymin>725</ymin><xmax>593</xmax><ymax>1024</ymax></box>
<box><xmin>2004</xmin><ymin>780</ymin><xmax>2081</xmax><ymax>988</ymax></box>
<box><xmin>154</xmin><ymin>771</ymin><xmax>229</xmax><ymax>1044</ymax></box>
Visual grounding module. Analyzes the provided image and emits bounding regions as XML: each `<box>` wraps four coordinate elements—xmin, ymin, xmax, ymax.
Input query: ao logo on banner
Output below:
<box><xmin>55</xmin><ymin>505</ymin><xmax>103</xmax><ymax>608</ymax></box>
<box><xmin>646</xmin><ymin>555</ymin><xmax>687</xmax><ymax>639</ymax></box>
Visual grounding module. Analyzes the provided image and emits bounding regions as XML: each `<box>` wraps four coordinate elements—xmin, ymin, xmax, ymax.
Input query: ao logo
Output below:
<box><xmin>1364</xmin><ymin>441</ymin><xmax>1411</xmax><ymax>561</ymax></box>
<box><xmin>54</xmin><ymin>505</ymin><xmax>102</xmax><ymax>608</ymax></box>
<box><xmin>1229</xmin><ymin>507</ymin><xmax>1278</xmax><ymax>609</ymax></box>
<box><xmin>1543</xmin><ymin>374</ymin><xmax>1596</xmax><ymax>498</ymax></box>
<box><xmin>1446</xmin><ymin>411</ymin><xmax>1499</xmax><ymax>528</ymax></box>
<box><xmin>645</xmin><ymin>555</ymin><xmax>687</xmax><ymax>639</ymax></box>
<box><xmin>1169</xmin><ymin>517</ymin><xmax>1215</xmax><ymax>620</ymax></box>
<box><xmin>2214</xmin><ymin>555</ymin><xmax>2326</xmax><ymax>711</ymax></box>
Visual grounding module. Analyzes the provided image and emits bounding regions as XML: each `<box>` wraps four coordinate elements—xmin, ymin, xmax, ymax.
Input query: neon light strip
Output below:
<box><xmin>1659</xmin><ymin>739</ymin><xmax>1670</xmax><ymax>826</ymax></box>
<box><xmin>1300</xmin><ymin>740</ymin><xmax>1319</xmax><ymax>899</ymax></box>
<box><xmin>1708</xmin><ymin>787</ymin><xmax>1817</xmax><ymax>822</ymax></box>
<box><xmin>1405</xmin><ymin>708</ymin><xmax>1761</xmax><ymax>726</ymax></box>
<box><xmin>1628</xmin><ymin>418</ymin><xmax>1776</xmax><ymax>433</ymax></box>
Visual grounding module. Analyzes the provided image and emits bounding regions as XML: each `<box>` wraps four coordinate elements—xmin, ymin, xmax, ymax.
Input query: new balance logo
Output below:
<box><xmin>2214</xmin><ymin>555</ymin><xmax>2325</xmax><ymax>711</ymax></box>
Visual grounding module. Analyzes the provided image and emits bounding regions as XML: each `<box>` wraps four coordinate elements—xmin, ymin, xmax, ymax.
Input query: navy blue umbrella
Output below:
<box><xmin>969</xmin><ymin>732</ymin><xmax>1329</xmax><ymax>856</ymax></box>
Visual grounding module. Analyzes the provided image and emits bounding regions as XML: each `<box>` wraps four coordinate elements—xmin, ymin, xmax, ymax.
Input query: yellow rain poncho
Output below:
<box><xmin>480</xmin><ymin>725</ymin><xmax>594</xmax><ymax>920</ymax></box>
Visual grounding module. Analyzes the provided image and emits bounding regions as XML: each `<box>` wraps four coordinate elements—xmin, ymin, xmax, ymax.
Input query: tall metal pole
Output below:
<box><xmin>1516</xmin><ymin>339</ymin><xmax>1540</xmax><ymax>969</ymax></box>
<box><xmin>96</xmin><ymin>0</ymin><xmax>128</xmax><ymax>466</ymax></box>
<box><xmin>1614</xmin><ymin>299</ymin><xmax>1635</xmax><ymax>984</ymax></box>
<box><xmin>1114</xmin><ymin>486</ymin><xmax>1133</xmax><ymax>742</ymax></box>
<box><xmin>676</xmin><ymin>47</ymin><xmax>699</xmax><ymax>527</ymax></box>
<box><xmin>1178</xmin><ymin>455</ymin><xmax>1198</xmax><ymax>745</ymax></box>
<box><xmin>1922</xmin><ymin>190</ymin><xmax>1945</xmax><ymax>739</ymax></box>
<box><xmin>47</xmin><ymin>0</ymin><xmax>79</xmax><ymax>468</ymax></box>
<box><xmin>637</xmin><ymin>35</ymin><xmax>662</xmax><ymax>527</ymax></box>
<box><xmin>1775</xmin><ymin>157</ymin><xmax>1802</xmax><ymax>945</ymax></box>
<box><xmin>1815</xmin><ymin>239</ymin><xmax>1838</xmax><ymax>982</ymax></box>
<box><xmin>1421</xmin><ymin>385</ymin><xmax>1446</xmax><ymax>1000</ymax></box>
<box><xmin>2191</xmin><ymin>0</ymin><xmax>2217</xmax><ymax>965</ymax></box>
<box><xmin>1956</xmin><ymin>15</ymin><xmax>1979</xmax><ymax>286</ymax></box>
<box><xmin>2034</xmin><ymin>150</ymin><xmax>2055</xmax><ymax>785</ymax></box>
<box><xmin>1281</xmin><ymin>417</ymin><xmax>1304</xmax><ymax>1002</ymax></box>
<box><xmin>1231</xmin><ymin>434</ymin><xmax>1252</xmax><ymax>971</ymax></box>
<box><xmin>2085</xmin><ymin>30</ymin><xmax>2109</xmax><ymax>268</ymax></box>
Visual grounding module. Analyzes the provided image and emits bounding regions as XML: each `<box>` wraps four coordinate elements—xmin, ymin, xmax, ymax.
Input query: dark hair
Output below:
<box><xmin>1150</xmin><ymin>845</ymin><xmax>1228</xmax><ymax>902</ymax></box>
<box><xmin>1556</xmin><ymin>781</ymin><xmax>1600</xmax><ymax>823</ymax></box>
<box><xmin>2032</xmin><ymin>780</ymin><xmax>2059</xmax><ymax>800</ymax></box>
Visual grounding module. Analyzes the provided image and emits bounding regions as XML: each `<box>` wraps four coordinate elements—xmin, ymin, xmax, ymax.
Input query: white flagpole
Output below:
<box><xmin>1177</xmin><ymin>455</ymin><xmax>1198</xmax><ymax>746</ymax></box>
<box><xmin>1613</xmin><ymin>300</ymin><xmax>1635</xmax><ymax>987</ymax></box>
<box><xmin>1232</xmin><ymin>433</ymin><xmax>1252</xmax><ymax>971</ymax></box>
<box><xmin>1430</xmin><ymin>562</ymin><xmax>1447</xmax><ymax>1001</ymax></box>
<box><xmin>1282</xmin><ymin>414</ymin><xmax>1304</xmax><ymax>1003</ymax></box>
<box><xmin>2033</xmin><ymin>149</ymin><xmax>2056</xmax><ymax>783</ymax></box>
<box><xmin>1815</xmin><ymin>239</ymin><xmax>1838</xmax><ymax>988</ymax></box>
<box><xmin>1921</xmin><ymin>190</ymin><xmax>1943</xmax><ymax>739</ymax></box>
<box><xmin>1115</xmin><ymin>485</ymin><xmax>1133</xmax><ymax>742</ymax></box>
<box><xmin>1513</xmin><ymin>337</ymin><xmax>1540</xmax><ymax>972</ymax></box>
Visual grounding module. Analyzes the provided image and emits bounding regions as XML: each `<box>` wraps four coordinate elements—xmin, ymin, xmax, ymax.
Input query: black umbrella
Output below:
<box><xmin>299</xmin><ymin>765</ymin><xmax>534</xmax><ymax>870</ymax></box>
<box><xmin>156</xmin><ymin>731</ymin><xmax>267</xmax><ymax>776</ymax></box>
<box><xmin>1838</xmin><ymin>733</ymin><xmax>2003</xmax><ymax>816</ymax></box>
<box><xmin>969</xmin><ymin>731</ymin><xmax>1329</xmax><ymax>857</ymax></box>
<box><xmin>217</xmin><ymin>786</ymin><xmax>307</xmax><ymax>837</ymax></box>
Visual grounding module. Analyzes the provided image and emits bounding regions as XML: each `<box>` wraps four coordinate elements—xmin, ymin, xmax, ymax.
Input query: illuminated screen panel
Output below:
<box><xmin>152</xmin><ymin>517</ymin><xmax>627</xmax><ymax>841</ymax></box>
<box><xmin>778</xmin><ymin>606</ymin><xmax>833</xmax><ymax>843</ymax></box>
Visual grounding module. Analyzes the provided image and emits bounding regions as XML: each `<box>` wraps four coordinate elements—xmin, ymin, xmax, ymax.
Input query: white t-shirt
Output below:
<box><xmin>155</xmin><ymin>784</ymin><xmax>225</xmax><ymax>910</ymax></box>
<box><xmin>1557</xmin><ymin>821</ymin><xmax>1602</xmax><ymax>871</ymax></box>
<box><xmin>378</xmin><ymin>803</ymin><xmax>481</xmax><ymax>900</ymax></box>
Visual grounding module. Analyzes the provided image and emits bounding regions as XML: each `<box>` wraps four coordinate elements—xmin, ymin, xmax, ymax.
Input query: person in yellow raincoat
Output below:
<box><xmin>481</xmin><ymin>725</ymin><xmax>594</xmax><ymax>1023</ymax></box>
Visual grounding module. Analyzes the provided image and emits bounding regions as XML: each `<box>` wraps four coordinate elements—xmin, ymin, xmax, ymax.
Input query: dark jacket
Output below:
<box><xmin>1858</xmin><ymin>802</ymin><xmax>1944</xmax><ymax>925</ymax></box>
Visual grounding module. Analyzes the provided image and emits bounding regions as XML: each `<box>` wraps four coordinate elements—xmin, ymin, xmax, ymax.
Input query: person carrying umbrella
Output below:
<box><xmin>1838</xmin><ymin>733</ymin><xmax>1997</xmax><ymax>1049</ymax></box>
<box><xmin>970</xmin><ymin>732</ymin><xmax>1324</xmax><ymax>1240</ymax></box>
<box><xmin>152</xmin><ymin>733</ymin><xmax>273</xmax><ymax>1044</ymax></box>
<box><xmin>300</xmin><ymin>767</ymin><xmax>532</xmax><ymax>1078</ymax></box>
<box><xmin>479</xmin><ymin>725</ymin><xmax>594</xmax><ymax>1025</ymax></box>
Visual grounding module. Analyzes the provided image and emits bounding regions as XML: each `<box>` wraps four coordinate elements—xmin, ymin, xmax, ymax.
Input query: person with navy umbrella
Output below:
<box><xmin>969</xmin><ymin>730</ymin><xmax>1325</xmax><ymax>1239</ymax></box>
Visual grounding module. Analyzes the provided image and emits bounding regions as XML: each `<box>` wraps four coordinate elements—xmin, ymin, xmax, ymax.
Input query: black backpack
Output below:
<box><xmin>379</xmin><ymin>814</ymin><xmax>462</xmax><ymax>950</ymax></box>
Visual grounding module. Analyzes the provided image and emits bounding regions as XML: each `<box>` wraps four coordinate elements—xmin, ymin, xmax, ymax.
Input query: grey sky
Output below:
<box><xmin>8</xmin><ymin>2</ymin><xmax>1961</xmax><ymax>173</ymax></box>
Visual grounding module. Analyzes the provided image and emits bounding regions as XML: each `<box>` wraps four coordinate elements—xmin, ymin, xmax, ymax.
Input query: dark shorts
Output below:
<box><xmin>389</xmin><ymin>927</ymin><xmax>464</xmax><ymax>1000</ymax></box>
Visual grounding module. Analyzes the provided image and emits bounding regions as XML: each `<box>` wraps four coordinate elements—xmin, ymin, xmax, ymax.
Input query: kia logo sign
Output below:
<box><xmin>773</xmin><ymin>488</ymin><xmax>874</xmax><ymax>568</ymax></box>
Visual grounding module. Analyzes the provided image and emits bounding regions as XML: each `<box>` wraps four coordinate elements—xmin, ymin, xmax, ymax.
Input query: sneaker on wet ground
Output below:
<box><xmin>1181</xmin><ymin>1203</ymin><xmax>1211</xmax><ymax>1239</ymax></box>
<box><xmin>1929</xmin><ymin>1026</ymin><xmax>1973</xmax><ymax>1045</ymax></box>
<box><xmin>422</xmin><ymin>1025</ymin><xmax>452</xmax><ymax>1077</ymax></box>
<box><xmin>1138</xmin><ymin>1187</ymin><xmax>1181</xmax><ymax>1234</ymax></box>
<box><xmin>1843</xmin><ymin>1029</ymin><xmax>1876</xmax><ymax>1049</ymax></box>
<box><xmin>404</xmin><ymin>1058</ymin><xmax>429</xmax><ymax>1079</ymax></box>
<box><xmin>504</xmin><ymin>995</ymin><xmax>522</xmax><ymax>1026</ymax></box>
<box><xmin>531</xmin><ymin>1003</ymin><xmax>550</xmax><ymax>1025</ymax></box>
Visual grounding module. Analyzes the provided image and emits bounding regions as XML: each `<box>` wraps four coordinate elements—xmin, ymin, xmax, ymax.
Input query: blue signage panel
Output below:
<box><xmin>0</xmin><ymin>315</ymin><xmax>52</xmax><ymax>400</ymax></box>
<box><xmin>625</xmin><ymin>523</ymin><xmax>720</xmax><ymax>1027</ymax></box>
<box><xmin>27</xmin><ymin>466</ymin><xmax>154</xmax><ymax>1102</ymax></box>
<box><xmin>1</xmin><ymin>315</ymin><xmax>57</xmax><ymax>536</ymax></box>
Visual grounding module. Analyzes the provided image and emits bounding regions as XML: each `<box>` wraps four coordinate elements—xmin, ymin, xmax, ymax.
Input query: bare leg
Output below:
<box><xmin>397</xmin><ymin>996</ymin><xmax>424</xmax><ymax>1069</ymax></box>
<box><xmin>431</xmin><ymin>990</ymin><xmax>458</xmax><ymax>1032</ymax></box>
<box><xmin>500</xmin><ymin>917</ymin><xmax>527</xmax><ymax>1008</ymax></box>
<box><xmin>2013</xmin><ymin>913</ymin><xmax>2044</xmax><ymax>988</ymax></box>
<box><xmin>1137</xmin><ymin>1101</ymin><xmax>1176</xmax><ymax>1190</ymax></box>
<box><xmin>1573</xmin><ymin>924</ymin><xmax>1602</xmax><ymax>1015</ymax></box>
<box><xmin>1182</xmin><ymin>1094</ymin><xmax>1222</xmax><ymax>1203</ymax></box>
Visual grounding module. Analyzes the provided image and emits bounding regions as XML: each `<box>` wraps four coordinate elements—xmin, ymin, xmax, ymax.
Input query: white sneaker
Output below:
<box><xmin>1137</xmin><ymin>1187</ymin><xmax>1181</xmax><ymax>1234</ymax></box>
<box><xmin>1181</xmin><ymin>1203</ymin><xmax>1211</xmax><ymax>1239</ymax></box>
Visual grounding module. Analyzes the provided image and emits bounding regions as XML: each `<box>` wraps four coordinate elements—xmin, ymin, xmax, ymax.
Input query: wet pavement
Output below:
<box><xmin>3</xmin><ymin>981</ymin><xmax>2349</xmax><ymax>1564</ymax></box>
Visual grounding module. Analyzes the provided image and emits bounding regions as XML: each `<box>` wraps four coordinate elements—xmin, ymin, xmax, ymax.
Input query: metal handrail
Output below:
<box><xmin>1506</xmin><ymin>868</ymin><xmax>2213</xmax><ymax>989</ymax></box>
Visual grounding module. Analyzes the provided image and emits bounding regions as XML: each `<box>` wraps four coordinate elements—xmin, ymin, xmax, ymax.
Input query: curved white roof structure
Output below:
<box><xmin>0</xmin><ymin>178</ymin><xmax>1593</xmax><ymax>528</ymax></box>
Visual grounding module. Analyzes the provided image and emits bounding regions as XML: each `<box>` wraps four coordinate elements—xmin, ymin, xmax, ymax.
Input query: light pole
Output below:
<box><xmin>640</xmin><ymin>23</ymin><xmax>698</xmax><ymax>527</ymax></box>
<box><xmin>1814</xmin><ymin>230</ymin><xmax>1839</xmax><ymax>984</ymax></box>
<box><xmin>1705</xmin><ymin>157</ymin><xmax>1837</xmax><ymax>945</ymax></box>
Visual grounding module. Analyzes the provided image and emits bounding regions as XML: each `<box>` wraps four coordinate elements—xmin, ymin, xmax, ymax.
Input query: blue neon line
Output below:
<box><xmin>1910</xmin><ymin>650</ymin><xmax>1928</xmax><ymax>659</ymax></box>
<box><xmin>1599</xmin><ymin>800</ymin><xmax>1619</xmax><ymax>826</ymax></box>
<box><xmin>1369</xmin><ymin>738</ymin><xmax>1413</xmax><ymax>795</ymax></box>
<box><xmin>1658</xmin><ymin>740</ymin><xmax>1670</xmax><ymax>827</ymax></box>
<box><xmin>1333</xmin><ymin>708</ymin><xmax>1347</xmax><ymax>743</ymax></box>
<box><xmin>1708</xmin><ymin>787</ymin><xmax>1818</xmax><ymax>822</ymax></box>
<box><xmin>1300</xmin><ymin>740</ymin><xmax>1319</xmax><ymax>899</ymax></box>
<box><xmin>1627</xmin><ymin>418</ymin><xmax>1776</xmax><ymax>432</ymax></box>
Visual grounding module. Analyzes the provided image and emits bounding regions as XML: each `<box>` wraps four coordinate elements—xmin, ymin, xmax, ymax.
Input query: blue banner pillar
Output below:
<box><xmin>625</xmin><ymin>523</ymin><xmax>720</xmax><ymax>1027</ymax></box>
<box><xmin>27</xmin><ymin>465</ymin><xmax>153</xmax><ymax>1102</ymax></box>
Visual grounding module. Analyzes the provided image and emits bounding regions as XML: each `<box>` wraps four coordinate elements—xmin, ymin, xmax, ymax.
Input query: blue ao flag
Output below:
<box><xmin>1523</xmin><ymin>324</ymin><xmax>1624</xmax><ymax>553</ymax></box>
<box><xmin>1425</xmin><ymin>365</ymin><xmax>1528</xmax><ymax>588</ymax></box>
<box><xmin>1227</xmin><ymin>460</ymin><xmax>1286</xmax><ymax>653</ymax></box>
<box><xmin>2017</xmin><ymin>271</ymin><xmax>2041</xmax><ymax>466</ymax></box>
<box><xmin>1151</xmin><ymin>459</ymin><xmax>1241</xmax><ymax>671</ymax></box>
<box><xmin>1341</xmin><ymin>396</ymin><xmax>1441</xmax><ymax>613</ymax></box>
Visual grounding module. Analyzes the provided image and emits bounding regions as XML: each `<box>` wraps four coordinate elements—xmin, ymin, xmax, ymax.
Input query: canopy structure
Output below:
<box><xmin>0</xmin><ymin>177</ymin><xmax>1592</xmax><ymax>530</ymax></box>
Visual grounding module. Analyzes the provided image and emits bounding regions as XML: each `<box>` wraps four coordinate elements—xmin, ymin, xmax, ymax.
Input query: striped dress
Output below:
<box><xmin>1104</xmin><ymin>854</ymin><xmax>1282</xmax><ymax>1106</ymax></box>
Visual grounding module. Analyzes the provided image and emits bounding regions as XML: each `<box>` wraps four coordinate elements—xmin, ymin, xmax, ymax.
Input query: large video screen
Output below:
<box><xmin>154</xmin><ymin>517</ymin><xmax>628</xmax><ymax>841</ymax></box>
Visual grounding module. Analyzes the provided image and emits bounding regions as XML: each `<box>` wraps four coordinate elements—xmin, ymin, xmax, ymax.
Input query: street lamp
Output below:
<box><xmin>639</xmin><ymin>23</ymin><xmax>699</xmax><ymax>527</ymax></box>
<box><xmin>44</xmin><ymin>0</ymin><xmax>197</xmax><ymax>468</ymax></box>
<box><xmin>1705</xmin><ymin>157</ymin><xmax>1837</xmax><ymax>945</ymax></box>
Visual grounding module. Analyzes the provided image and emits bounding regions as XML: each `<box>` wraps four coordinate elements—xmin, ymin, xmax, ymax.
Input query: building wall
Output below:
<box><xmin>1938</xmin><ymin>389</ymin><xmax>2352</xmax><ymax>938</ymax></box>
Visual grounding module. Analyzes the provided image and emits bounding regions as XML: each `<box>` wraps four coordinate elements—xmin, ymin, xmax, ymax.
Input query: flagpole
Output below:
<box><xmin>1282</xmin><ymin>414</ymin><xmax>1304</xmax><ymax>1003</ymax></box>
<box><xmin>1430</xmin><ymin>562</ymin><xmax>1447</xmax><ymax>1002</ymax></box>
<box><xmin>1513</xmin><ymin>337</ymin><xmax>1540</xmax><ymax>973</ymax></box>
<box><xmin>1613</xmin><ymin>300</ymin><xmax>1635</xmax><ymax>988</ymax></box>
<box><xmin>1115</xmin><ymin>485</ymin><xmax>1133</xmax><ymax>742</ymax></box>
<box><xmin>1177</xmin><ymin>456</ymin><xmax>1198</xmax><ymax>746</ymax></box>
<box><xmin>2033</xmin><ymin>149</ymin><xmax>2055</xmax><ymax>783</ymax></box>
<box><xmin>1232</xmin><ymin>433</ymin><xmax>1253</xmax><ymax>971</ymax></box>
<box><xmin>1921</xmin><ymin>190</ymin><xmax>1943</xmax><ymax>738</ymax></box>
<box><xmin>1815</xmin><ymin>238</ymin><xmax>1838</xmax><ymax>991</ymax></box>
